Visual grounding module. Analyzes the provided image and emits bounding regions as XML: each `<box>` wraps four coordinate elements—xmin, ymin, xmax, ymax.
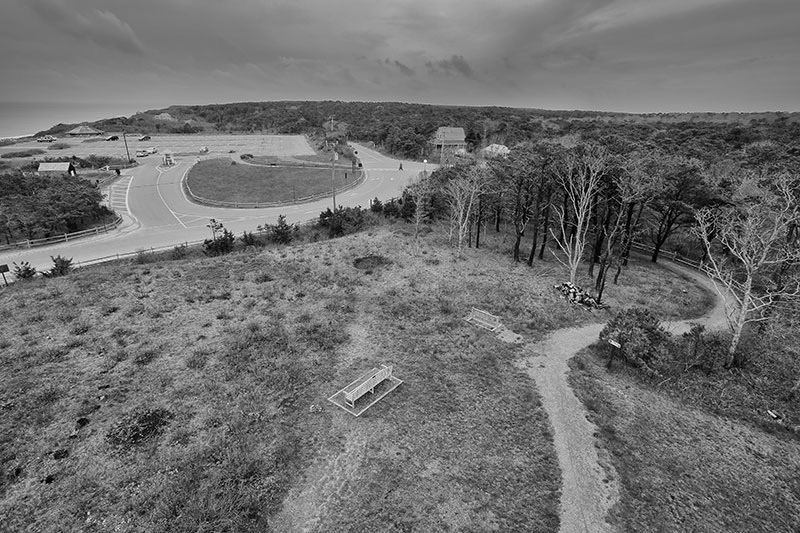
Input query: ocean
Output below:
<box><xmin>0</xmin><ymin>102</ymin><xmax>160</xmax><ymax>139</ymax></box>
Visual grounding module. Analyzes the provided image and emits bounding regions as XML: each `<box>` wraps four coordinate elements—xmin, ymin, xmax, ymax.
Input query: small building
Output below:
<box><xmin>431</xmin><ymin>127</ymin><xmax>467</xmax><ymax>166</ymax></box>
<box><xmin>37</xmin><ymin>162</ymin><xmax>77</xmax><ymax>176</ymax></box>
<box><xmin>162</xmin><ymin>150</ymin><xmax>175</xmax><ymax>166</ymax></box>
<box><xmin>67</xmin><ymin>125</ymin><xmax>103</xmax><ymax>137</ymax></box>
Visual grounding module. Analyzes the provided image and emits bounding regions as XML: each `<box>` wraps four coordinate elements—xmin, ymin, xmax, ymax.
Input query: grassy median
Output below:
<box><xmin>186</xmin><ymin>158</ymin><xmax>356</xmax><ymax>205</ymax></box>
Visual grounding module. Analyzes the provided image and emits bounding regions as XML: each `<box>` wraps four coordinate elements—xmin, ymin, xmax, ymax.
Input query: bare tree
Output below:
<box><xmin>550</xmin><ymin>144</ymin><xmax>609</xmax><ymax>284</ymax></box>
<box><xmin>694</xmin><ymin>172</ymin><xmax>800</xmax><ymax>367</ymax></box>
<box><xmin>445</xmin><ymin>164</ymin><xmax>493</xmax><ymax>257</ymax></box>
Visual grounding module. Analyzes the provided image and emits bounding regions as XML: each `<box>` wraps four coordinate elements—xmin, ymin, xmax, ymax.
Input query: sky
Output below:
<box><xmin>2</xmin><ymin>0</ymin><xmax>800</xmax><ymax>114</ymax></box>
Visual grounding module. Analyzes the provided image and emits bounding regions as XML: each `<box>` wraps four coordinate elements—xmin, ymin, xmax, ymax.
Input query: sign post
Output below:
<box><xmin>0</xmin><ymin>264</ymin><xmax>9</xmax><ymax>287</ymax></box>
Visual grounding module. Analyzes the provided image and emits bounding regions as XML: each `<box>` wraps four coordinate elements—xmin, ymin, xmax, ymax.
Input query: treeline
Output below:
<box><xmin>0</xmin><ymin>174</ymin><xmax>112</xmax><ymax>243</ymax></box>
<box><xmin>36</xmin><ymin>101</ymin><xmax>800</xmax><ymax>162</ymax></box>
<box><xmin>399</xmin><ymin>138</ymin><xmax>799</xmax><ymax>367</ymax></box>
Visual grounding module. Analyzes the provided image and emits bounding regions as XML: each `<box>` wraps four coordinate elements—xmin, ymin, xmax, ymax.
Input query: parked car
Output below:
<box><xmin>199</xmin><ymin>146</ymin><xmax>209</xmax><ymax>153</ymax></box>
<box><xmin>37</xmin><ymin>135</ymin><xmax>56</xmax><ymax>143</ymax></box>
<box><xmin>135</xmin><ymin>150</ymin><xmax>148</xmax><ymax>157</ymax></box>
<box><xmin>146</xmin><ymin>147</ymin><xmax>157</xmax><ymax>154</ymax></box>
<box><xmin>105</xmin><ymin>135</ymin><xmax>119</xmax><ymax>141</ymax></box>
<box><xmin>138</xmin><ymin>135</ymin><xmax>151</xmax><ymax>141</ymax></box>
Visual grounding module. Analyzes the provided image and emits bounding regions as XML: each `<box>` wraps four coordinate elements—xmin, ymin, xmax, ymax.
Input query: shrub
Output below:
<box><xmin>171</xmin><ymin>243</ymin><xmax>188</xmax><ymax>260</ymax></box>
<box><xmin>43</xmin><ymin>255</ymin><xmax>73</xmax><ymax>277</ymax></box>
<box><xmin>106</xmin><ymin>407</ymin><xmax>173</xmax><ymax>449</ymax></box>
<box><xmin>203</xmin><ymin>220</ymin><xmax>236</xmax><ymax>256</ymax></box>
<box><xmin>240</xmin><ymin>230</ymin><xmax>260</xmax><ymax>247</ymax></box>
<box><xmin>47</xmin><ymin>142</ymin><xmax>70</xmax><ymax>150</ymax></box>
<box><xmin>669</xmin><ymin>324</ymin><xmax>730</xmax><ymax>374</ymax></box>
<box><xmin>317</xmin><ymin>206</ymin><xmax>368</xmax><ymax>238</ymax></box>
<box><xmin>259</xmin><ymin>214</ymin><xmax>295</xmax><ymax>244</ymax></box>
<box><xmin>599</xmin><ymin>307</ymin><xmax>670</xmax><ymax>374</ymax></box>
<box><xmin>1</xmin><ymin>149</ymin><xmax>45</xmax><ymax>159</ymax></box>
<box><xmin>13</xmin><ymin>261</ymin><xmax>37</xmax><ymax>280</ymax></box>
<box><xmin>382</xmin><ymin>199</ymin><xmax>402</xmax><ymax>218</ymax></box>
<box><xmin>370</xmin><ymin>197</ymin><xmax>383</xmax><ymax>213</ymax></box>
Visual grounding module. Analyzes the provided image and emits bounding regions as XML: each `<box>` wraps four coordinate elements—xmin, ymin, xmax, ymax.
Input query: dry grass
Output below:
<box><xmin>187</xmin><ymin>158</ymin><xmax>355</xmax><ymax>204</ymax></box>
<box><xmin>0</xmin><ymin>223</ymin><xmax>712</xmax><ymax>532</ymax></box>
<box><xmin>569</xmin><ymin>343</ymin><xmax>800</xmax><ymax>532</ymax></box>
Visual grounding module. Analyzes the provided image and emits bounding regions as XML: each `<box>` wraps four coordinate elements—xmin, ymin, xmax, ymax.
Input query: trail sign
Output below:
<box><xmin>0</xmin><ymin>264</ymin><xmax>8</xmax><ymax>287</ymax></box>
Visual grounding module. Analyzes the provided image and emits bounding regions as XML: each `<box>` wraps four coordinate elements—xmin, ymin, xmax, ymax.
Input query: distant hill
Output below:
<box><xmin>35</xmin><ymin>101</ymin><xmax>800</xmax><ymax>161</ymax></box>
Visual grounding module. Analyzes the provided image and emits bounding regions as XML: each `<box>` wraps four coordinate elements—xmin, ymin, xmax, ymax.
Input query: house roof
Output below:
<box><xmin>434</xmin><ymin>127</ymin><xmax>466</xmax><ymax>144</ymax></box>
<box><xmin>37</xmin><ymin>162</ymin><xmax>74</xmax><ymax>172</ymax></box>
<box><xmin>67</xmin><ymin>125</ymin><xmax>103</xmax><ymax>135</ymax></box>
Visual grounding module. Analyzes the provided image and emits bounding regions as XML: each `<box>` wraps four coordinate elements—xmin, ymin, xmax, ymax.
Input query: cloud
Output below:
<box><xmin>393</xmin><ymin>60</ymin><xmax>415</xmax><ymax>76</ymax></box>
<box><xmin>426</xmin><ymin>55</ymin><xmax>474</xmax><ymax>78</ymax></box>
<box><xmin>27</xmin><ymin>0</ymin><xmax>144</xmax><ymax>55</ymax></box>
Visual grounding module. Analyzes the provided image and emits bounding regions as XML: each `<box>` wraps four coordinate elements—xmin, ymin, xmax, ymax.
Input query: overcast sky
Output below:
<box><xmin>2</xmin><ymin>0</ymin><xmax>799</xmax><ymax>113</ymax></box>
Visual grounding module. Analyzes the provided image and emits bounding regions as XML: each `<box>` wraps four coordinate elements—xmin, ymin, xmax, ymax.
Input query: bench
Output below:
<box><xmin>343</xmin><ymin>365</ymin><xmax>393</xmax><ymax>409</ymax></box>
<box><xmin>464</xmin><ymin>307</ymin><xmax>501</xmax><ymax>332</ymax></box>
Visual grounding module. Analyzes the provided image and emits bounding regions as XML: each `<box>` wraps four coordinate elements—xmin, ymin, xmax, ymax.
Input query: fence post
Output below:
<box><xmin>64</xmin><ymin>233</ymin><xmax>68</xmax><ymax>243</ymax></box>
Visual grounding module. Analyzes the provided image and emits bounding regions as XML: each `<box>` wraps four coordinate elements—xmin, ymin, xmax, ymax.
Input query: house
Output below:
<box><xmin>37</xmin><ymin>162</ymin><xmax>77</xmax><ymax>176</ymax></box>
<box><xmin>66</xmin><ymin>125</ymin><xmax>103</xmax><ymax>137</ymax></box>
<box><xmin>431</xmin><ymin>127</ymin><xmax>467</xmax><ymax>166</ymax></box>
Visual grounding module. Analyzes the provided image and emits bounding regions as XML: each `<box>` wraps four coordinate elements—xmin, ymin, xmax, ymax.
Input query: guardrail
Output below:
<box><xmin>184</xmin><ymin>160</ymin><xmax>367</xmax><ymax>209</ymax></box>
<box><xmin>0</xmin><ymin>214</ymin><xmax>124</xmax><ymax>252</ymax></box>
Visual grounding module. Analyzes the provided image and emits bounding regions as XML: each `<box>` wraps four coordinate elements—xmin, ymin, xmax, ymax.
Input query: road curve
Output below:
<box><xmin>0</xmin><ymin>142</ymin><xmax>429</xmax><ymax>272</ymax></box>
<box><xmin>517</xmin><ymin>261</ymin><xmax>728</xmax><ymax>533</ymax></box>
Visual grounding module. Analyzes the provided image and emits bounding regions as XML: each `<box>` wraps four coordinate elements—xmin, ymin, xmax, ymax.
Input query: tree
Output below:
<box><xmin>646</xmin><ymin>155</ymin><xmax>709</xmax><ymax>262</ymax></box>
<box><xmin>444</xmin><ymin>163</ymin><xmax>493</xmax><ymax>258</ymax></box>
<box><xmin>407</xmin><ymin>173</ymin><xmax>434</xmax><ymax>255</ymax></box>
<box><xmin>550</xmin><ymin>144</ymin><xmax>609</xmax><ymax>284</ymax></box>
<box><xmin>490</xmin><ymin>145</ymin><xmax>540</xmax><ymax>262</ymax></box>
<box><xmin>694</xmin><ymin>172</ymin><xmax>800</xmax><ymax>367</ymax></box>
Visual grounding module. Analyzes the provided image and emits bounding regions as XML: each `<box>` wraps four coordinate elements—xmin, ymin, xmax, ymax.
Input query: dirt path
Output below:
<box><xmin>517</xmin><ymin>262</ymin><xmax>729</xmax><ymax>533</ymax></box>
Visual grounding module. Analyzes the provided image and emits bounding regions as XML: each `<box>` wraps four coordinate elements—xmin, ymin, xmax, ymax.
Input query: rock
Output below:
<box><xmin>76</xmin><ymin>417</ymin><xmax>90</xmax><ymax>429</ymax></box>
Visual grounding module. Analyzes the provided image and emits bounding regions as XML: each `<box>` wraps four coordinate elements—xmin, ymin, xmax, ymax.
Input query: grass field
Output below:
<box><xmin>569</xmin><ymin>340</ymin><xmax>800</xmax><ymax>532</ymax></box>
<box><xmin>187</xmin><ymin>158</ymin><xmax>357</xmax><ymax>204</ymax></box>
<box><xmin>0</xmin><ymin>222</ymin><xmax>713</xmax><ymax>532</ymax></box>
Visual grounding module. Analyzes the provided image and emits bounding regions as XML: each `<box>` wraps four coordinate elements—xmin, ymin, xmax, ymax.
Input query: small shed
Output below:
<box><xmin>162</xmin><ymin>150</ymin><xmax>175</xmax><ymax>166</ymax></box>
<box><xmin>37</xmin><ymin>162</ymin><xmax>77</xmax><ymax>176</ymax></box>
<box><xmin>67</xmin><ymin>125</ymin><xmax>103</xmax><ymax>137</ymax></box>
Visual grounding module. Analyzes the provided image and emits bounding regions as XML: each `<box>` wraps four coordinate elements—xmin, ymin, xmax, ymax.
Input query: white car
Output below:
<box><xmin>146</xmin><ymin>147</ymin><xmax>157</xmax><ymax>154</ymax></box>
<box><xmin>37</xmin><ymin>135</ymin><xmax>56</xmax><ymax>143</ymax></box>
<box><xmin>135</xmin><ymin>150</ymin><xmax>148</xmax><ymax>157</ymax></box>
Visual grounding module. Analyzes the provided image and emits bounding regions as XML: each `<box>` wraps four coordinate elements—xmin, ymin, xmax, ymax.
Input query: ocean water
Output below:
<box><xmin>0</xmin><ymin>102</ymin><xmax>159</xmax><ymax>139</ymax></box>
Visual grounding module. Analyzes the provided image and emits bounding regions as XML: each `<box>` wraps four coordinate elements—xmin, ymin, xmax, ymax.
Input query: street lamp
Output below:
<box><xmin>423</xmin><ymin>159</ymin><xmax>427</xmax><ymax>177</ymax></box>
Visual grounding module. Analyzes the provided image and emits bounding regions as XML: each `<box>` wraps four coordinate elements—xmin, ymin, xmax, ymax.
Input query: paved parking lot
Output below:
<box><xmin>1</xmin><ymin>134</ymin><xmax>315</xmax><ymax>161</ymax></box>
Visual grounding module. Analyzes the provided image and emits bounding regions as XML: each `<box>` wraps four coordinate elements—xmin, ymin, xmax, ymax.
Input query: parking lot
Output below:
<box><xmin>1</xmin><ymin>134</ymin><xmax>316</xmax><ymax>161</ymax></box>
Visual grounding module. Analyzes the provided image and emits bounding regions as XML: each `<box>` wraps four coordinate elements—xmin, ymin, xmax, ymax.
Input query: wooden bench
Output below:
<box><xmin>464</xmin><ymin>307</ymin><xmax>501</xmax><ymax>332</ymax></box>
<box><xmin>343</xmin><ymin>365</ymin><xmax>393</xmax><ymax>409</ymax></box>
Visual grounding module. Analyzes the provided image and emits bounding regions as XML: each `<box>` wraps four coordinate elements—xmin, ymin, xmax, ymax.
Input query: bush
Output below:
<box><xmin>43</xmin><ymin>255</ymin><xmax>73</xmax><ymax>278</ymax></box>
<box><xmin>13</xmin><ymin>261</ymin><xmax>37</xmax><ymax>280</ymax></box>
<box><xmin>171</xmin><ymin>243</ymin><xmax>188</xmax><ymax>260</ymax></box>
<box><xmin>599</xmin><ymin>307</ymin><xmax>670</xmax><ymax>374</ymax></box>
<box><xmin>240</xmin><ymin>230</ymin><xmax>260</xmax><ymax>247</ymax></box>
<box><xmin>203</xmin><ymin>219</ymin><xmax>236</xmax><ymax>256</ymax></box>
<box><xmin>382</xmin><ymin>199</ymin><xmax>402</xmax><ymax>219</ymax></box>
<box><xmin>370</xmin><ymin>197</ymin><xmax>383</xmax><ymax>213</ymax></box>
<box><xmin>258</xmin><ymin>214</ymin><xmax>295</xmax><ymax>245</ymax></box>
<box><xmin>47</xmin><ymin>142</ymin><xmax>70</xmax><ymax>151</ymax></box>
<box><xmin>670</xmin><ymin>324</ymin><xmax>729</xmax><ymax>374</ymax></box>
<box><xmin>1</xmin><ymin>149</ymin><xmax>45</xmax><ymax>159</ymax></box>
<box><xmin>317</xmin><ymin>206</ymin><xmax>368</xmax><ymax>238</ymax></box>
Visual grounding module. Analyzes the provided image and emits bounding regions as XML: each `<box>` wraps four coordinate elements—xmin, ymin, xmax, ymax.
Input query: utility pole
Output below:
<box><xmin>122</xmin><ymin>132</ymin><xmax>131</xmax><ymax>163</ymax></box>
<box><xmin>329</xmin><ymin>116</ymin><xmax>336</xmax><ymax>211</ymax></box>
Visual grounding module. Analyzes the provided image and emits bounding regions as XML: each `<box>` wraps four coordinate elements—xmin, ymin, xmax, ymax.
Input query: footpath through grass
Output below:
<box><xmin>569</xmin><ymin>335</ymin><xmax>800</xmax><ymax>532</ymax></box>
<box><xmin>186</xmin><ymin>158</ymin><xmax>356</xmax><ymax>205</ymax></box>
<box><xmin>0</xmin><ymin>221</ymin><xmax>718</xmax><ymax>532</ymax></box>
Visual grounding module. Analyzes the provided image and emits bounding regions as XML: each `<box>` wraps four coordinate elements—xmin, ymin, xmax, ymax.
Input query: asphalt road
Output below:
<box><xmin>0</xmin><ymin>139</ymin><xmax>432</xmax><ymax>272</ymax></box>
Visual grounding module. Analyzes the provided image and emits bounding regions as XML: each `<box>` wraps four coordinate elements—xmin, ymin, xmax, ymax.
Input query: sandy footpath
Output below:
<box><xmin>517</xmin><ymin>261</ymin><xmax>729</xmax><ymax>533</ymax></box>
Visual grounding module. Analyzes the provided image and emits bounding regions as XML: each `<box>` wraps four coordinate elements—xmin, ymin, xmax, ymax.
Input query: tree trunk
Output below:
<box><xmin>726</xmin><ymin>283</ymin><xmax>751</xmax><ymax>368</ymax></box>
<box><xmin>513</xmin><ymin>232</ymin><xmax>523</xmax><ymax>262</ymax></box>
<box><xmin>527</xmin><ymin>186</ymin><xmax>544</xmax><ymax>266</ymax></box>
<box><xmin>538</xmin><ymin>189</ymin><xmax>552</xmax><ymax>260</ymax></box>
<box><xmin>475</xmin><ymin>196</ymin><xmax>482</xmax><ymax>249</ymax></box>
